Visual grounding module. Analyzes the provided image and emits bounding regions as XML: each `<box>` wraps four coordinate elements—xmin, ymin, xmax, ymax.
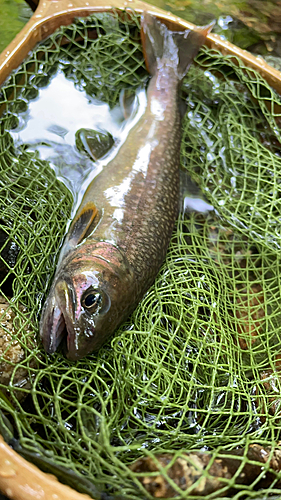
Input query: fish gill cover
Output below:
<box><xmin>1</xmin><ymin>9</ymin><xmax>281</xmax><ymax>500</ymax></box>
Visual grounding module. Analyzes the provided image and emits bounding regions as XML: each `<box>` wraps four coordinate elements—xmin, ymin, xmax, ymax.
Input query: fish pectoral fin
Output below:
<box><xmin>55</xmin><ymin>202</ymin><xmax>100</xmax><ymax>267</ymax></box>
<box><xmin>68</xmin><ymin>202</ymin><xmax>100</xmax><ymax>246</ymax></box>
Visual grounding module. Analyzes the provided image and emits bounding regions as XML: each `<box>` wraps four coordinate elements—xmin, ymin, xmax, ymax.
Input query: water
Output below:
<box><xmin>11</xmin><ymin>69</ymin><xmax>122</xmax><ymax>197</ymax></box>
<box><xmin>10</xmin><ymin>68</ymin><xmax>147</xmax><ymax>210</ymax></box>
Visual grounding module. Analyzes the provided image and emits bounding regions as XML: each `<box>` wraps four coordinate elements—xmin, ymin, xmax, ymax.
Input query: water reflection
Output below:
<box><xmin>10</xmin><ymin>69</ymin><xmax>147</xmax><ymax>212</ymax></box>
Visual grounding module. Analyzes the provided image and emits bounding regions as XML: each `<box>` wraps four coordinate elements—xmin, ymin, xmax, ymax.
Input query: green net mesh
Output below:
<box><xmin>1</xmin><ymin>9</ymin><xmax>281</xmax><ymax>500</ymax></box>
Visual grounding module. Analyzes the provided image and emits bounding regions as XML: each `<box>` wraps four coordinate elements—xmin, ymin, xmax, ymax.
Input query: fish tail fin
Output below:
<box><xmin>141</xmin><ymin>13</ymin><xmax>215</xmax><ymax>80</ymax></box>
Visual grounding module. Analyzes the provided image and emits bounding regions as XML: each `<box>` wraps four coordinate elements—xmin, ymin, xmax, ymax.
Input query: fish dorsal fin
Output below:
<box><xmin>180</xmin><ymin>168</ymin><xmax>213</xmax><ymax>214</ymax></box>
<box><xmin>69</xmin><ymin>202</ymin><xmax>99</xmax><ymax>246</ymax></box>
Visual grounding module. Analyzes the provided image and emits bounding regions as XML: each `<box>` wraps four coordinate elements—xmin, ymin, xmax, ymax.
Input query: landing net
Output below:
<box><xmin>0</xmin><ymin>10</ymin><xmax>281</xmax><ymax>499</ymax></box>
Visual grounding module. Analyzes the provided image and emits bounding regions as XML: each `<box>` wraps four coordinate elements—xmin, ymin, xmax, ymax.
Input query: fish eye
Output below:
<box><xmin>82</xmin><ymin>290</ymin><xmax>102</xmax><ymax>313</ymax></box>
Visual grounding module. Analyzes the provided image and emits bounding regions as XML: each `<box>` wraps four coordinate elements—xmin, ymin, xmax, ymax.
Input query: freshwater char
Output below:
<box><xmin>40</xmin><ymin>13</ymin><xmax>213</xmax><ymax>360</ymax></box>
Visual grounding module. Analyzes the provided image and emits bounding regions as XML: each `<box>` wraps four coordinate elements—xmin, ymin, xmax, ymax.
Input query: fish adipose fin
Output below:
<box><xmin>141</xmin><ymin>13</ymin><xmax>215</xmax><ymax>80</ymax></box>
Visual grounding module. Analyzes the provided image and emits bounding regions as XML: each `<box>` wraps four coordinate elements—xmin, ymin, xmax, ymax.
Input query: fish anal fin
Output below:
<box><xmin>119</xmin><ymin>88</ymin><xmax>138</xmax><ymax>120</ymax></box>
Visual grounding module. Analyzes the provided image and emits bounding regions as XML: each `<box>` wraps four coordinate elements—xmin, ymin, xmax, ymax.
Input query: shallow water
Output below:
<box><xmin>10</xmin><ymin>68</ymin><xmax>147</xmax><ymax>209</ymax></box>
<box><xmin>11</xmin><ymin>69</ymin><xmax>123</xmax><ymax>198</ymax></box>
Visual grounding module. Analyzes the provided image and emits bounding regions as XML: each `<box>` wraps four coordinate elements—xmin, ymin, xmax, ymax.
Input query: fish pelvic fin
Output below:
<box><xmin>141</xmin><ymin>13</ymin><xmax>215</xmax><ymax>80</ymax></box>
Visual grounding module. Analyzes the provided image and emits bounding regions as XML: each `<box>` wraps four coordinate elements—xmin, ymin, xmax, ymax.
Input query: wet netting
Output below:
<box><xmin>1</xmin><ymin>9</ymin><xmax>281</xmax><ymax>500</ymax></box>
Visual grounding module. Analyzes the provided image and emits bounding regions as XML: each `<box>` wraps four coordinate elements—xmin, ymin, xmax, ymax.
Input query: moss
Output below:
<box><xmin>0</xmin><ymin>0</ymin><xmax>32</xmax><ymax>54</ymax></box>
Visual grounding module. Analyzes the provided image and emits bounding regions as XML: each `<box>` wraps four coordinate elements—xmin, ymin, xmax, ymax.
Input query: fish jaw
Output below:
<box><xmin>40</xmin><ymin>280</ymin><xmax>76</xmax><ymax>355</ymax></box>
<box><xmin>40</xmin><ymin>271</ymin><xmax>109</xmax><ymax>361</ymax></box>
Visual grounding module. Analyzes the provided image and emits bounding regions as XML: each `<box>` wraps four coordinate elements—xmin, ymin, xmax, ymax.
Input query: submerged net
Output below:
<box><xmin>1</xmin><ymin>9</ymin><xmax>281</xmax><ymax>500</ymax></box>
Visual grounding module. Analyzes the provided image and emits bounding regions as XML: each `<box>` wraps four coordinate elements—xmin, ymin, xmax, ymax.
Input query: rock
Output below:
<box><xmin>0</xmin><ymin>295</ymin><xmax>39</xmax><ymax>404</ymax></box>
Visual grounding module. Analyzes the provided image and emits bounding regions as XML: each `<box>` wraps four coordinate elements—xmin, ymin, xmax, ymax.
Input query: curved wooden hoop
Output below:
<box><xmin>0</xmin><ymin>0</ymin><xmax>281</xmax><ymax>93</ymax></box>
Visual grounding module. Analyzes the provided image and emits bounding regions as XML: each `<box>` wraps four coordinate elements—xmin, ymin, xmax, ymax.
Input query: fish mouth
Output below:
<box><xmin>40</xmin><ymin>280</ymin><xmax>79</xmax><ymax>360</ymax></box>
<box><xmin>40</xmin><ymin>302</ymin><xmax>68</xmax><ymax>354</ymax></box>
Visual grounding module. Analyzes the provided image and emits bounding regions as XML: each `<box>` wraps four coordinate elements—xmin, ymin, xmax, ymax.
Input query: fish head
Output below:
<box><xmin>40</xmin><ymin>243</ymin><xmax>135</xmax><ymax>360</ymax></box>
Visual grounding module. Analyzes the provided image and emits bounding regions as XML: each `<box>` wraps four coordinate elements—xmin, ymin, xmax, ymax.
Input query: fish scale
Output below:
<box><xmin>84</xmin><ymin>70</ymin><xmax>180</xmax><ymax>282</ymax></box>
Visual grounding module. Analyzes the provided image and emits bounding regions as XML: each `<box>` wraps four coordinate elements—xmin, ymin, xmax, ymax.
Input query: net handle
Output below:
<box><xmin>0</xmin><ymin>0</ymin><xmax>281</xmax><ymax>92</ymax></box>
<box><xmin>0</xmin><ymin>434</ymin><xmax>93</xmax><ymax>500</ymax></box>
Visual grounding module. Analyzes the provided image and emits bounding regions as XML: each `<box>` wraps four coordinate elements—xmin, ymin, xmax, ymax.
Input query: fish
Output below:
<box><xmin>40</xmin><ymin>13</ymin><xmax>213</xmax><ymax>360</ymax></box>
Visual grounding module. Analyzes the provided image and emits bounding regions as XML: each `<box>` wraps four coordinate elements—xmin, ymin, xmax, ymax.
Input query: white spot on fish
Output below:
<box><xmin>134</xmin><ymin>142</ymin><xmax>159</xmax><ymax>173</ymax></box>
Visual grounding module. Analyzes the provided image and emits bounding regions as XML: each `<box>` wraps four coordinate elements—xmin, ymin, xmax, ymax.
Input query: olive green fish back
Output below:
<box><xmin>0</xmin><ymin>10</ymin><xmax>281</xmax><ymax>499</ymax></box>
